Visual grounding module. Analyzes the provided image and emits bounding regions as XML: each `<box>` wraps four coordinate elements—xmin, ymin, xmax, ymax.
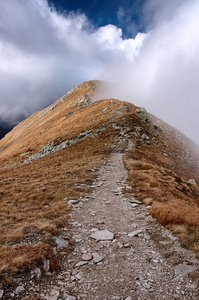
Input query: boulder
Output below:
<box><xmin>135</xmin><ymin>107</ymin><xmax>150</xmax><ymax>123</ymax></box>
<box><xmin>187</xmin><ymin>179</ymin><xmax>197</xmax><ymax>187</ymax></box>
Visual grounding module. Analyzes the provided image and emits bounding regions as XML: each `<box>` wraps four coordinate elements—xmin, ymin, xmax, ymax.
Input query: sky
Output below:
<box><xmin>0</xmin><ymin>0</ymin><xmax>199</xmax><ymax>145</ymax></box>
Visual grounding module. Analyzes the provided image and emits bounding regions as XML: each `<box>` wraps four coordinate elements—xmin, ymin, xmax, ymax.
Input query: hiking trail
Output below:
<box><xmin>35</xmin><ymin>153</ymin><xmax>199</xmax><ymax>300</ymax></box>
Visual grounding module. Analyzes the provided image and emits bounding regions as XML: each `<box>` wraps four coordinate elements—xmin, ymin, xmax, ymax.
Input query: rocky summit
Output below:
<box><xmin>0</xmin><ymin>80</ymin><xmax>199</xmax><ymax>299</ymax></box>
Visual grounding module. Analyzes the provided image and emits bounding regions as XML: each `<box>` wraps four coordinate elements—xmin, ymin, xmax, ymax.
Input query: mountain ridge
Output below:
<box><xmin>0</xmin><ymin>81</ymin><xmax>199</xmax><ymax>298</ymax></box>
<box><xmin>0</xmin><ymin>80</ymin><xmax>198</xmax><ymax>181</ymax></box>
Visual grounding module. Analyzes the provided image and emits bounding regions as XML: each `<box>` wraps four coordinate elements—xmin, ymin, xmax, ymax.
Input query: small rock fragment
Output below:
<box><xmin>30</xmin><ymin>267</ymin><xmax>42</xmax><ymax>279</ymax></box>
<box><xmin>82</xmin><ymin>253</ymin><xmax>92</xmax><ymax>261</ymax></box>
<box><xmin>75</xmin><ymin>261</ymin><xmax>88</xmax><ymax>268</ymax></box>
<box><xmin>14</xmin><ymin>286</ymin><xmax>25</xmax><ymax>295</ymax></box>
<box><xmin>65</xmin><ymin>296</ymin><xmax>77</xmax><ymax>300</ymax></box>
<box><xmin>128</xmin><ymin>230</ymin><xmax>142</xmax><ymax>237</ymax></box>
<box><xmin>59</xmin><ymin>251</ymin><xmax>67</xmax><ymax>257</ymax></box>
<box><xmin>92</xmin><ymin>252</ymin><xmax>104</xmax><ymax>263</ymax></box>
<box><xmin>123</xmin><ymin>243</ymin><xmax>130</xmax><ymax>248</ymax></box>
<box><xmin>43</xmin><ymin>258</ymin><xmax>50</xmax><ymax>272</ymax></box>
<box><xmin>143</xmin><ymin>283</ymin><xmax>151</xmax><ymax>289</ymax></box>
<box><xmin>46</xmin><ymin>290</ymin><xmax>60</xmax><ymax>300</ymax></box>
<box><xmin>76</xmin><ymin>273</ymin><xmax>83</xmax><ymax>280</ymax></box>
<box><xmin>68</xmin><ymin>200</ymin><xmax>79</xmax><ymax>205</ymax></box>
<box><xmin>54</xmin><ymin>237</ymin><xmax>69</xmax><ymax>248</ymax></box>
<box><xmin>72</xmin><ymin>235</ymin><xmax>84</xmax><ymax>242</ymax></box>
<box><xmin>129</xmin><ymin>199</ymin><xmax>142</xmax><ymax>205</ymax></box>
<box><xmin>0</xmin><ymin>290</ymin><xmax>4</xmax><ymax>299</ymax></box>
<box><xmin>90</xmin><ymin>228</ymin><xmax>99</xmax><ymax>232</ymax></box>
<box><xmin>187</xmin><ymin>179</ymin><xmax>197</xmax><ymax>187</ymax></box>
<box><xmin>97</xmin><ymin>219</ymin><xmax>105</xmax><ymax>224</ymax></box>
<box><xmin>168</xmin><ymin>234</ymin><xmax>177</xmax><ymax>242</ymax></box>
<box><xmin>115</xmin><ymin>191</ymin><xmax>122</xmax><ymax>195</ymax></box>
<box><xmin>159</xmin><ymin>241</ymin><xmax>172</xmax><ymax>245</ymax></box>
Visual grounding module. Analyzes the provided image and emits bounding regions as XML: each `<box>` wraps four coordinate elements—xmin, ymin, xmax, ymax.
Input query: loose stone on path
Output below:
<box><xmin>0</xmin><ymin>290</ymin><xmax>4</xmax><ymax>299</ymax></box>
<box><xmin>75</xmin><ymin>261</ymin><xmax>88</xmax><ymax>268</ymax></box>
<box><xmin>92</xmin><ymin>252</ymin><xmax>104</xmax><ymax>263</ymax></box>
<box><xmin>81</xmin><ymin>253</ymin><xmax>92</xmax><ymax>261</ymax></box>
<box><xmin>90</xmin><ymin>229</ymin><xmax>114</xmax><ymax>241</ymax></box>
<box><xmin>127</xmin><ymin>229</ymin><xmax>143</xmax><ymax>237</ymax></box>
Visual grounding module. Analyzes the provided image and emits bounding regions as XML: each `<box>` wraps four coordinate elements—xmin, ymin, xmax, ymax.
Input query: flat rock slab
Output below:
<box><xmin>92</xmin><ymin>252</ymin><xmax>104</xmax><ymax>263</ymax></box>
<box><xmin>90</xmin><ymin>229</ymin><xmax>114</xmax><ymax>241</ymax></box>
<box><xmin>174</xmin><ymin>263</ymin><xmax>198</xmax><ymax>276</ymax></box>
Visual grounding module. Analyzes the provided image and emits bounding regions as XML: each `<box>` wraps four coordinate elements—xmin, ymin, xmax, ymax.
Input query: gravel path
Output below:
<box><xmin>4</xmin><ymin>153</ymin><xmax>199</xmax><ymax>300</ymax></box>
<box><xmin>41</xmin><ymin>153</ymin><xmax>199</xmax><ymax>300</ymax></box>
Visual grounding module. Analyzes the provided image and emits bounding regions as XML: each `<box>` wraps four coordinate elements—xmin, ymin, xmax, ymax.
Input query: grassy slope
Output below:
<box><xmin>0</xmin><ymin>80</ymin><xmax>199</xmax><ymax>277</ymax></box>
<box><xmin>122</xmin><ymin>114</ymin><xmax>199</xmax><ymax>252</ymax></box>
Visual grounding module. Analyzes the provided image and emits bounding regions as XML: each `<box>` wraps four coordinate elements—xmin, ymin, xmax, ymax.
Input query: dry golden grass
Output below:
<box><xmin>149</xmin><ymin>200</ymin><xmax>199</xmax><ymax>226</ymax></box>
<box><xmin>123</xmin><ymin>152</ymin><xmax>199</xmax><ymax>252</ymax></box>
<box><xmin>122</xmin><ymin>110</ymin><xmax>199</xmax><ymax>252</ymax></box>
<box><xmin>0</xmin><ymin>243</ymin><xmax>58</xmax><ymax>273</ymax></box>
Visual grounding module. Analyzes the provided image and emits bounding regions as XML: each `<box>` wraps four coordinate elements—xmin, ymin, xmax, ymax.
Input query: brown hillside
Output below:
<box><xmin>0</xmin><ymin>80</ymin><xmax>199</xmax><ymax>277</ymax></box>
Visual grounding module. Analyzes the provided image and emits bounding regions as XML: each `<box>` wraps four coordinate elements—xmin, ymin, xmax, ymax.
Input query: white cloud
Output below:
<box><xmin>94</xmin><ymin>25</ymin><xmax>147</xmax><ymax>61</ymax></box>
<box><xmin>0</xmin><ymin>0</ymin><xmax>145</xmax><ymax>123</ymax></box>
<box><xmin>0</xmin><ymin>0</ymin><xmax>199</xmax><ymax>146</ymax></box>
<box><xmin>98</xmin><ymin>0</ymin><xmax>199</xmax><ymax>145</ymax></box>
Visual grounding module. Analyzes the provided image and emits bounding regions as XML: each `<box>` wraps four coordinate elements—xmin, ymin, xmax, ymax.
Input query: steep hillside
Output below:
<box><xmin>0</xmin><ymin>80</ymin><xmax>199</xmax><ymax>287</ymax></box>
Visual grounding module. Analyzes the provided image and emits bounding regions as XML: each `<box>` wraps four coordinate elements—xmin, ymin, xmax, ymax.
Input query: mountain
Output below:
<box><xmin>0</xmin><ymin>81</ymin><xmax>198</xmax><ymax>297</ymax></box>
